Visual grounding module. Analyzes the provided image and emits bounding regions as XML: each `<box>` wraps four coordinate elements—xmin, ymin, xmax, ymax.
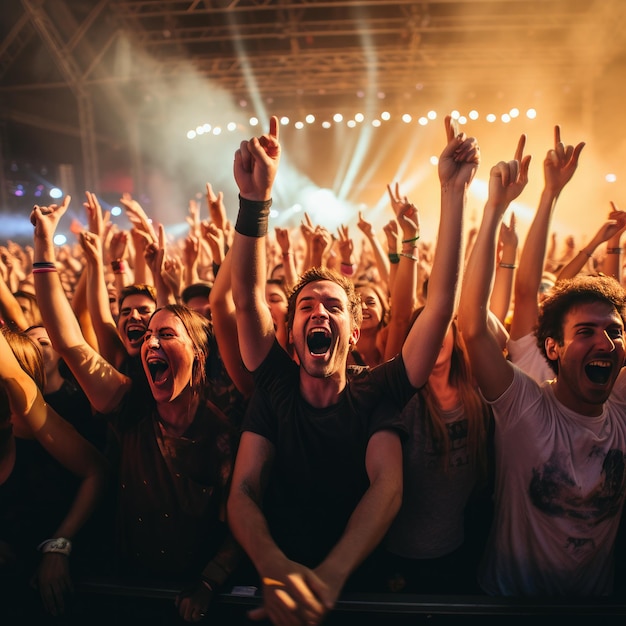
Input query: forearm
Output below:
<box><xmin>33</xmin><ymin>253</ymin><xmax>87</xmax><ymax>351</ymax></box>
<box><xmin>366</xmin><ymin>235</ymin><xmax>390</xmax><ymax>286</ymax></box>
<box><xmin>51</xmin><ymin>471</ymin><xmax>106</xmax><ymax>541</ymax></box>
<box><xmin>227</xmin><ymin>490</ymin><xmax>286</xmax><ymax>575</ymax></box>
<box><xmin>604</xmin><ymin>234</ymin><xmax>622</xmax><ymax>281</ymax></box>
<box><xmin>0</xmin><ymin>275</ymin><xmax>29</xmax><ymax>330</ymax></box>
<box><xmin>318</xmin><ymin>469</ymin><xmax>401</xmax><ymax>589</ymax></box>
<box><xmin>424</xmin><ymin>185</ymin><xmax>465</xmax><ymax>316</ymax></box>
<box><xmin>384</xmin><ymin>253</ymin><xmax>417</xmax><ymax>361</ymax></box>
<box><xmin>459</xmin><ymin>202</ymin><xmax>501</xmax><ymax>341</ymax></box>
<box><xmin>516</xmin><ymin>187</ymin><xmax>556</xmax><ymax>296</ymax></box>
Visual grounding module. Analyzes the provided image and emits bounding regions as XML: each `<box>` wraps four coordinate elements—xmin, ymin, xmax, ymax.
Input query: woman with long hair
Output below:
<box><xmin>0</xmin><ymin>325</ymin><xmax>107</xmax><ymax>617</ymax></box>
<box><xmin>31</xmin><ymin>199</ymin><xmax>241</xmax><ymax>623</ymax></box>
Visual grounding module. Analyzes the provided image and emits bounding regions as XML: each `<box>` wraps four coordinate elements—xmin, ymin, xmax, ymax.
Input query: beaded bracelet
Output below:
<box><xmin>499</xmin><ymin>262</ymin><xmax>517</xmax><ymax>269</ymax></box>
<box><xmin>402</xmin><ymin>235</ymin><xmax>420</xmax><ymax>244</ymax></box>
<box><xmin>607</xmin><ymin>247</ymin><xmax>624</xmax><ymax>254</ymax></box>
<box><xmin>400</xmin><ymin>252</ymin><xmax>419</xmax><ymax>262</ymax></box>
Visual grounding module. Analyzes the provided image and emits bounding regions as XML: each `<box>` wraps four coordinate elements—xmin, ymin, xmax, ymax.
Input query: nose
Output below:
<box><xmin>601</xmin><ymin>330</ymin><xmax>617</xmax><ymax>351</ymax></box>
<box><xmin>311</xmin><ymin>302</ymin><xmax>329</xmax><ymax>320</ymax></box>
<box><xmin>129</xmin><ymin>307</ymin><xmax>142</xmax><ymax>320</ymax></box>
<box><xmin>145</xmin><ymin>335</ymin><xmax>160</xmax><ymax>349</ymax></box>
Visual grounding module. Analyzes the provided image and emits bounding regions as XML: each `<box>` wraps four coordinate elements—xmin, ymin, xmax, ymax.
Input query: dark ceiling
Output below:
<box><xmin>1</xmin><ymin>0</ymin><xmax>626</xmax><ymax>236</ymax></box>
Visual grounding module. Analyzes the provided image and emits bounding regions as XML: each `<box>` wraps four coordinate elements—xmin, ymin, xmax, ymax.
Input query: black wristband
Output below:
<box><xmin>235</xmin><ymin>195</ymin><xmax>272</xmax><ymax>238</ymax></box>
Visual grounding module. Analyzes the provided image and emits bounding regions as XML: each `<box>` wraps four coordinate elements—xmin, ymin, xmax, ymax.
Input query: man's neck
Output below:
<box><xmin>299</xmin><ymin>371</ymin><xmax>347</xmax><ymax>408</ymax></box>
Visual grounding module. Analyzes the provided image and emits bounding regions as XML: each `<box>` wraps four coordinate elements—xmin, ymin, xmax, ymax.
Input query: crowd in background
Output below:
<box><xmin>2</xmin><ymin>115</ymin><xmax>626</xmax><ymax>625</ymax></box>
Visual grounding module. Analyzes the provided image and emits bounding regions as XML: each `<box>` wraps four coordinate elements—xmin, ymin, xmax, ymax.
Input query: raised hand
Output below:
<box><xmin>336</xmin><ymin>224</ymin><xmax>354</xmax><ymax>265</ymax></box>
<box><xmin>383</xmin><ymin>219</ymin><xmax>399</xmax><ymax>254</ymax></box>
<box><xmin>234</xmin><ymin>116</ymin><xmax>280</xmax><ymax>201</ymax></box>
<box><xmin>274</xmin><ymin>226</ymin><xmax>292</xmax><ymax>255</ymax></box>
<box><xmin>83</xmin><ymin>191</ymin><xmax>108</xmax><ymax>239</ymax></box>
<box><xmin>543</xmin><ymin>125</ymin><xmax>585</xmax><ymax>197</ymax></box>
<box><xmin>186</xmin><ymin>198</ymin><xmax>201</xmax><ymax>238</ymax></box>
<box><xmin>206</xmin><ymin>183</ymin><xmax>227</xmax><ymax>230</ymax></box>
<box><xmin>387</xmin><ymin>183</ymin><xmax>419</xmax><ymax>240</ymax></box>
<box><xmin>488</xmin><ymin>135</ymin><xmax>531</xmax><ymax>210</ymax></box>
<box><xmin>438</xmin><ymin>116</ymin><xmax>480</xmax><ymax>191</ymax></box>
<box><xmin>30</xmin><ymin>195</ymin><xmax>72</xmax><ymax>243</ymax></box>
<box><xmin>120</xmin><ymin>193</ymin><xmax>158</xmax><ymax>244</ymax></box>
<box><xmin>356</xmin><ymin>210</ymin><xmax>375</xmax><ymax>238</ymax></box>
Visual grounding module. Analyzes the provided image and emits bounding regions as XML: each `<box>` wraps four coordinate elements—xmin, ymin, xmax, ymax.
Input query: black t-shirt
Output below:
<box><xmin>243</xmin><ymin>341</ymin><xmax>415</xmax><ymax>567</ymax></box>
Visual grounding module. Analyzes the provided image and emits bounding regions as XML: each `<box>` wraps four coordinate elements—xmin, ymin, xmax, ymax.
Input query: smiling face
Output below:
<box><xmin>141</xmin><ymin>309</ymin><xmax>197</xmax><ymax>404</ymax></box>
<box><xmin>357</xmin><ymin>284</ymin><xmax>385</xmax><ymax>331</ymax></box>
<box><xmin>117</xmin><ymin>294</ymin><xmax>156</xmax><ymax>357</ymax></box>
<box><xmin>546</xmin><ymin>301</ymin><xmax>626</xmax><ymax>415</ymax></box>
<box><xmin>289</xmin><ymin>280</ymin><xmax>360</xmax><ymax>380</ymax></box>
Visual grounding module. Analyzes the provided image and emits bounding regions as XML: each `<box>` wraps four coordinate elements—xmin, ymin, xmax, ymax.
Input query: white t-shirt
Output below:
<box><xmin>480</xmin><ymin>365</ymin><xmax>626</xmax><ymax>596</ymax></box>
<box><xmin>506</xmin><ymin>332</ymin><xmax>554</xmax><ymax>385</ymax></box>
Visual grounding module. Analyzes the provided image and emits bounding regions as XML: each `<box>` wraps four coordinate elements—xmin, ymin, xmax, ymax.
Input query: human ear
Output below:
<box><xmin>544</xmin><ymin>337</ymin><xmax>560</xmax><ymax>363</ymax></box>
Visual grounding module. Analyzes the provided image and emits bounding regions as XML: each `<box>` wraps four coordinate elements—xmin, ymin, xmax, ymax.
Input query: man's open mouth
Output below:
<box><xmin>127</xmin><ymin>326</ymin><xmax>146</xmax><ymax>343</ymax></box>
<box><xmin>307</xmin><ymin>328</ymin><xmax>332</xmax><ymax>355</ymax></box>
<box><xmin>585</xmin><ymin>360</ymin><xmax>612</xmax><ymax>384</ymax></box>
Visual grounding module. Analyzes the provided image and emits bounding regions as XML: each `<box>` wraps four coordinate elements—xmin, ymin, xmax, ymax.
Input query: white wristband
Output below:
<box><xmin>37</xmin><ymin>537</ymin><xmax>72</xmax><ymax>556</ymax></box>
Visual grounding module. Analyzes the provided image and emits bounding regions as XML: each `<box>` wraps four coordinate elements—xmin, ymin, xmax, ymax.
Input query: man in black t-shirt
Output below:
<box><xmin>227</xmin><ymin>115</ymin><xmax>480</xmax><ymax>626</ymax></box>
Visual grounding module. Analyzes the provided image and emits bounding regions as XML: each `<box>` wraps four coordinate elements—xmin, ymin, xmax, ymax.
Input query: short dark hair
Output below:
<box><xmin>118</xmin><ymin>284</ymin><xmax>157</xmax><ymax>309</ymax></box>
<box><xmin>286</xmin><ymin>266</ymin><xmax>362</xmax><ymax>332</ymax></box>
<box><xmin>535</xmin><ymin>274</ymin><xmax>626</xmax><ymax>374</ymax></box>
<box><xmin>181</xmin><ymin>282</ymin><xmax>213</xmax><ymax>304</ymax></box>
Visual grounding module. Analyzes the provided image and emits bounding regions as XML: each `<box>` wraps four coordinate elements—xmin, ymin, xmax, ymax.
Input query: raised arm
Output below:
<box><xmin>274</xmin><ymin>226</ymin><xmax>299</xmax><ymax>291</ymax></box>
<box><xmin>489</xmin><ymin>212</ymin><xmax>519</xmax><ymax>324</ymax></box>
<box><xmin>400</xmin><ymin>116</ymin><xmax>479</xmax><ymax>388</ymax></box>
<box><xmin>458</xmin><ymin>150</ymin><xmax>530</xmax><ymax>400</ymax></box>
<box><xmin>509</xmin><ymin>126</ymin><xmax>584</xmax><ymax>340</ymax></box>
<box><xmin>557</xmin><ymin>208</ymin><xmax>626</xmax><ymax>281</ymax></box>
<box><xmin>356</xmin><ymin>210</ymin><xmax>390</xmax><ymax>286</ymax></box>
<box><xmin>209</xmin><ymin>241</ymin><xmax>254</xmax><ymax>398</ymax></box>
<box><xmin>384</xmin><ymin>184</ymin><xmax>419</xmax><ymax>360</ymax></box>
<box><xmin>231</xmin><ymin>116</ymin><xmax>281</xmax><ymax>372</ymax></box>
<box><xmin>30</xmin><ymin>197</ymin><xmax>132</xmax><ymax>414</ymax></box>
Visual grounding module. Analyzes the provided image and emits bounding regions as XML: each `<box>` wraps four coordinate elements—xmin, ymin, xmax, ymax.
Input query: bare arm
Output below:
<box><xmin>356</xmin><ymin>211</ymin><xmax>390</xmax><ymax>286</ymax></box>
<box><xmin>227</xmin><ymin>431</ymin><xmax>328</xmax><ymax>626</ymax></box>
<box><xmin>231</xmin><ymin>117</ymin><xmax>281</xmax><ymax>372</ymax></box>
<box><xmin>510</xmin><ymin>126</ymin><xmax>584</xmax><ymax>340</ymax></box>
<box><xmin>315</xmin><ymin>430</ymin><xmax>402</xmax><ymax>605</ymax></box>
<box><xmin>459</xmin><ymin>160</ymin><xmax>525</xmax><ymax>400</ymax></box>
<box><xmin>401</xmin><ymin>116</ymin><xmax>479</xmax><ymax>388</ymax></box>
<box><xmin>209</xmin><ymin>243</ymin><xmax>254</xmax><ymax>398</ymax></box>
<box><xmin>384</xmin><ymin>185</ymin><xmax>419</xmax><ymax>360</ymax></box>
<box><xmin>489</xmin><ymin>212</ymin><xmax>518</xmax><ymax>323</ymax></box>
<box><xmin>30</xmin><ymin>197</ymin><xmax>132</xmax><ymax>414</ymax></box>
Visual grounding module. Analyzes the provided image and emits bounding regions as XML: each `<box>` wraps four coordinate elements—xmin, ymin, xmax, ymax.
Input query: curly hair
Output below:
<box><xmin>535</xmin><ymin>274</ymin><xmax>626</xmax><ymax>374</ymax></box>
<box><xmin>286</xmin><ymin>266</ymin><xmax>363</xmax><ymax>332</ymax></box>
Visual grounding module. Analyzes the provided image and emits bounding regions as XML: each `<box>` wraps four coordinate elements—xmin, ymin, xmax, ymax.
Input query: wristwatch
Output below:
<box><xmin>37</xmin><ymin>537</ymin><xmax>72</xmax><ymax>556</ymax></box>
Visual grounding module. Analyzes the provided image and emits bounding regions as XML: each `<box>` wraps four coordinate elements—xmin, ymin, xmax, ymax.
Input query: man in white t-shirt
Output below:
<box><xmin>459</xmin><ymin>145</ymin><xmax>626</xmax><ymax>596</ymax></box>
